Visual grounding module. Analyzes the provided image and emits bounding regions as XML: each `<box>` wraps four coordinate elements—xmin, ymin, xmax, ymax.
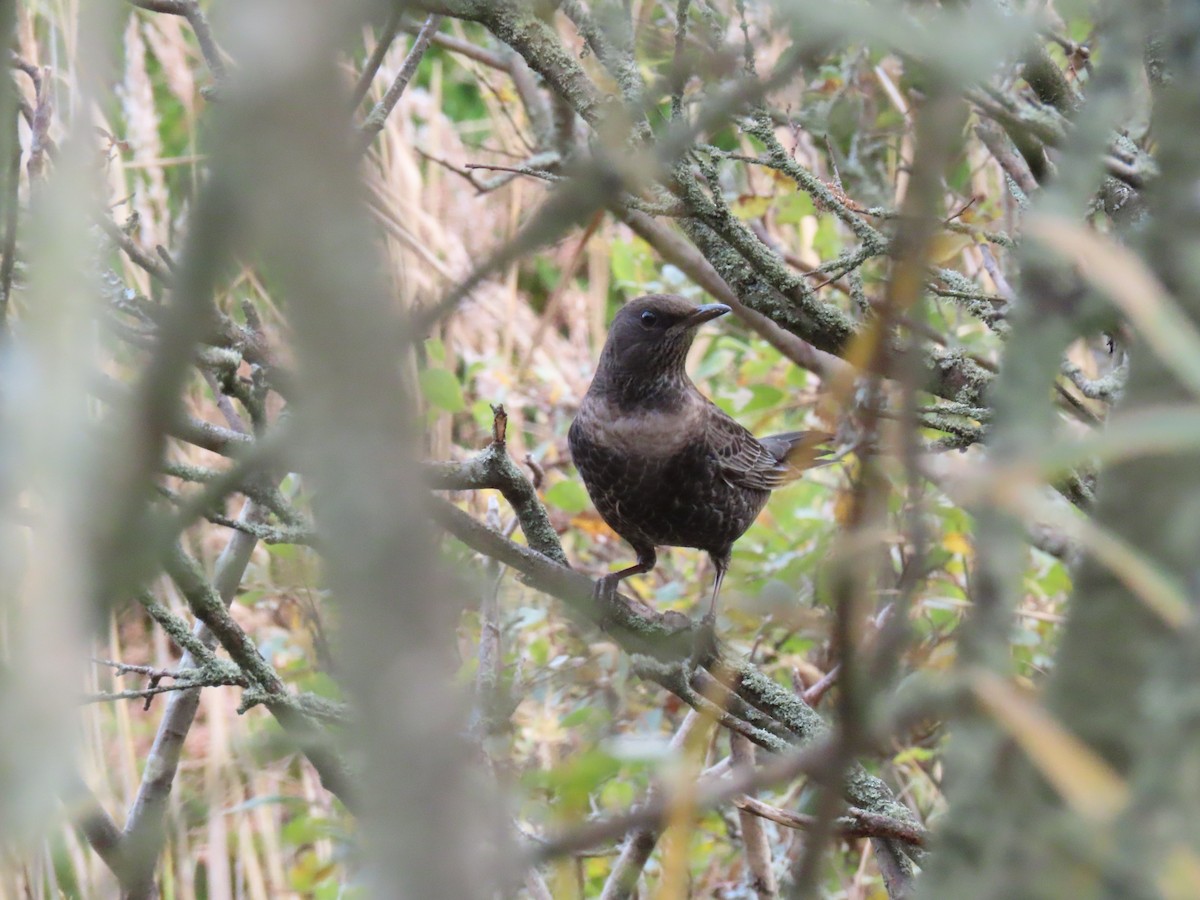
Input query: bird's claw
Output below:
<box><xmin>592</xmin><ymin>575</ymin><xmax>613</xmax><ymax>602</ymax></box>
<box><xmin>592</xmin><ymin>575</ymin><xmax>624</xmax><ymax>627</ymax></box>
<box><xmin>690</xmin><ymin>614</ymin><xmax>719</xmax><ymax>667</ymax></box>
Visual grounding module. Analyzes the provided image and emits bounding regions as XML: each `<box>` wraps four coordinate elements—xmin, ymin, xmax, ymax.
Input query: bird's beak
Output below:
<box><xmin>673</xmin><ymin>303</ymin><xmax>731</xmax><ymax>333</ymax></box>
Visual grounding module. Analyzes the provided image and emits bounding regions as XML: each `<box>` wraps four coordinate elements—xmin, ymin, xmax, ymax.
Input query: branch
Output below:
<box><xmin>164</xmin><ymin>542</ymin><xmax>355</xmax><ymax>785</ymax></box>
<box><xmin>975</xmin><ymin>119</ymin><xmax>1038</xmax><ymax>199</ymax></box>
<box><xmin>731</xmin><ymin>734</ymin><xmax>779</xmax><ymax>898</ymax></box>
<box><xmin>429</xmin><ymin>457</ymin><xmax>921</xmax><ymax>853</ymax></box>
<box><xmin>63</xmin><ymin>773</ymin><xmax>132</xmax><ymax>884</ymax></box>
<box><xmin>529</xmin><ymin>727</ymin><xmax>919</xmax><ymax>861</ymax></box>
<box><xmin>82</xmin><ymin>674</ymin><xmax>248</xmax><ymax>705</ymax></box>
<box><xmin>128</xmin><ymin>0</ymin><xmax>226</xmax><ymax>87</ymax></box>
<box><xmin>426</xmin><ymin>406</ymin><xmax>567</xmax><ymax>566</ymax></box>
<box><xmin>618</xmin><ymin>207</ymin><xmax>850</xmax><ymax>381</ymax></box>
<box><xmin>400</xmin><ymin>15</ymin><xmax>510</xmax><ymax>70</ymax></box>
<box><xmin>732</xmin><ymin>796</ymin><xmax>928</xmax><ymax>847</ymax></box>
<box><xmin>597</xmin><ymin>710</ymin><xmax>709</xmax><ymax>900</ymax></box>
<box><xmin>1061</xmin><ymin>356</ymin><xmax>1127</xmax><ymax>402</ymax></box>
<box><xmin>99</xmin><ymin>213</ymin><xmax>174</xmax><ymax>285</ymax></box>
<box><xmin>351</xmin><ymin>6</ymin><xmax>403</xmax><ymax>110</ymax></box>
<box><xmin>432</xmin><ymin>497</ymin><xmax>697</xmax><ymax>660</ymax></box>
<box><xmin>110</xmin><ymin>504</ymin><xmax>350</xmax><ymax>899</ymax></box>
<box><xmin>359</xmin><ymin>13</ymin><xmax>444</xmax><ymax>151</ymax></box>
<box><xmin>113</xmin><ymin>506</ymin><xmax>264</xmax><ymax>896</ymax></box>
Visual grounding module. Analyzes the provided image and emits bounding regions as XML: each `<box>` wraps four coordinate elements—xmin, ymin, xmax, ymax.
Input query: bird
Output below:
<box><xmin>568</xmin><ymin>293</ymin><xmax>831</xmax><ymax>621</ymax></box>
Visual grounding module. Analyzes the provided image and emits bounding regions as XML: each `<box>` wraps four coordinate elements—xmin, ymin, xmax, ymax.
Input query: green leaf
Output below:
<box><xmin>528</xmin><ymin>636</ymin><xmax>550</xmax><ymax>666</ymax></box>
<box><xmin>545</xmin><ymin>480</ymin><xmax>590</xmax><ymax>515</ymax></box>
<box><xmin>236</xmin><ymin>588</ymin><xmax>265</xmax><ymax>607</ymax></box>
<box><xmin>739</xmin><ymin>384</ymin><xmax>786</xmax><ymax>414</ymax></box>
<box><xmin>561</xmin><ymin>706</ymin><xmax>605</xmax><ymax>728</ymax></box>
<box><xmin>471</xmin><ymin>398</ymin><xmax>495</xmax><ymax>429</ymax></box>
<box><xmin>813</xmin><ymin>215</ymin><xmax>842</xmax><ymax>260</ymax></box>
<box><xmin>419</xmin><ymin>368</ymin><xmax>465</xmax><ymax>412</ymax></box>
<box><xmin>776</xmin><ymin>191</ymin><xmax>816</xmax><ymax>225</ymax></box>
<box><xmin>424</xmin><ymin>337</ymin><xmax>446</xmax><ymax>365</ymax></box>
<box><xmin>543</xmin><ymin>749</ymin><xmax>622</xmax><ymax>808</ymax></box>
<box><xmin>600</xmin><ymin>779</ymin><xmax>635</xmax><ymax>810</ymax></box>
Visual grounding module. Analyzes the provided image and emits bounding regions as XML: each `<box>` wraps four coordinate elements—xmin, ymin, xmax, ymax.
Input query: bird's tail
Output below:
<box><xmin>762</xmin><ymin>430</ymin><xmax>836</xmax><ymax>483</ymax></box>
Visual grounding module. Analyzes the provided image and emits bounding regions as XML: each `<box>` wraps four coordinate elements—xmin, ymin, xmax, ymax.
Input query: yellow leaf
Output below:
<box><xmin>928</xmin><ymin>231</ymin><xmax>973</xmax><ymax>265</ymax></box>
<box><xmin>942</xmin><ymin>531</ymin><xmax>972</xmax><ymax>557</ymax></box>
<box><xmin>569</xmin><ymin>513</ymin><xmax>616</xmax><ymax>538</ymax></box>
<box><xmin>925</xmin><ymin>642</ymin><xmax>957</xmax><ymax>671</ymax></box>
<box><xmin>833</xmin><ymin>488</ymin><xmax>856</xmax><ymax>528</ymax></box>
<box><xmin>731</xmin><ymin>194</ymin><xmax>772</xmax><ymax>220</ymax></box>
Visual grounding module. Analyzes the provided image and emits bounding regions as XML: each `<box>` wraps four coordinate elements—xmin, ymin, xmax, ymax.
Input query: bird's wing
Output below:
<box><xmin>707</xmin><ymin>406</ymin><xmax>831</xmax><ymax>491</ymax></box>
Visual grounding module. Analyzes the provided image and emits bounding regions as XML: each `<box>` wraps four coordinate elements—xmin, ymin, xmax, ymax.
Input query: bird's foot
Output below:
<box><xmin>592</xmin><ymin>574</ymin><xmax>623</xmax><ymax>629</ymax></box>
<box><xmin>592</xmin><ymin>574</ymin><xmax>617</xmax><ymax>604</ymax></box>
<box><xmin>690</xmin><ymin>613</ymin><xmax>719</xmax><ymax>668</ymax></box>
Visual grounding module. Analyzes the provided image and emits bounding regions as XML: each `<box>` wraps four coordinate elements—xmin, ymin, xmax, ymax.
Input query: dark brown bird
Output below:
<box><xmin>569</xmin><ymin>294</ymin><xmax>830</xmax><ymax>620</ymax></box>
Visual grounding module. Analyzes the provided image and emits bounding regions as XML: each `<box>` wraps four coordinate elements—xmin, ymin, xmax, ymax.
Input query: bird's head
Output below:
<box><xmin>592</xmin><ymin>294</ymin><xmax>731</xmax><ymax>405</ymax></box>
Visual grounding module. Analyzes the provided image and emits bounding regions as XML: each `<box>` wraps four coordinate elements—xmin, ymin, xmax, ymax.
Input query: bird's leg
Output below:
<box><xmin>689</xmin><ymin>553</ymin><xmax>729</xmax><ymax>668</ymax></box>
<box><xmin>594</xmin><ymin>546</ymin><xmax>657</xmax><ymax>608</ymax></box>
<box><xmin>703</xmin><ymin>553</ymin><xmax>730</xmax><ymax>624</ymax></box>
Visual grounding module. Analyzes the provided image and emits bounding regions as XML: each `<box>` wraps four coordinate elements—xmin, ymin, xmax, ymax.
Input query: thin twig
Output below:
<box><xmin>733</xmin><ymin>796</ymin><xmax>927</xmax><ymax>846</ymax></box>
<box><xmin>802</xmin><ymin>665</ymin><xmax>840</xmax><ymax>707</ymax></box>
<box><xmin>351</xmin><ymin>7</ymin><xmax>403</xmax><ymax>110</ymax></box>
<box><xmin>99</xmin><ymin>214</ymin><xmax>175</xmax><ymax>285</ymax></box>
<box><xmin>731</xmin><ymin>734</ymin><xmax>779</xmax><ymax>898</ymax></box>
<box><xmin>128</xmin><ymin>0</ymin><xmax>227</xmax><ymax>86</ymax></box>
<box><xmin>359</xmin><ymin>14</ymin><xmax>444</xmax><ymax>152</ymax></box>
<box><xmin>398</xmin><ymin>16</ymin><xmax>509</xmax><ymax>70</ymax></box>
<box><xmin>597</xmin><ymin>710</ymin><xmax>706</xmax><ymax>900</ymax></box>
<box><xmin>0</xmin><ymin>130</ymin><xmax>19</xmax><ymax>336</ymax></box>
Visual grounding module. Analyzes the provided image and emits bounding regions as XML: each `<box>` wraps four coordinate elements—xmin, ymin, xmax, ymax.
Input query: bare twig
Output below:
<box><xmin>128</xmin><ymin>0</ymin><xmax>227</xmax><ymax>86</ymax></box>
<box><xmin>618</xmin><ymin>208</ymin><xmax>850</xmax><ymax>381</ymax></box>
<box><xmin>26</xmin><ymin>64</ymin><xmax>52</xmax><ymax>179</ymax></box>
<box><xmin>91</xmin><ymin>657</ymin><xmax>188</xmax><ymax>680</ymax></box>
<box><xmin>351</xmin><ymin>6</ymin><xmax>403</xmax><ymax>109</ymax></box>
<box><xmin>534</xmin><ymin>734</ymin><xmax>849</xmax><ymax>860</ymax></box>
<box><xmin>802</xmin><ymin>665</ymin><xmax>840</xmax><ymax>707</ymax></box>
<box><xmin>732</xmin><ymin>734</ymin><xmax>779</xmax><ymax>898</ymax></box>
<box><xmin>399</xmin><ymin>15</ymin><xmax>509</xmax><ymax>70</ymax></box>
<box><xmin>427</xmin><ymin>410</ymin><xmax>567</xmax><ymax>566</ymax></box>
<box><xmin>598</xmin><ymin>710</ymin><xmax>707</xmax><ymax>900</ymax></box>
<box><xmin>83</xmin><ymin>674</ymin><xmax>249</xmax><ymax>706</ymax></box>
<box><xmin>0</xmin><ymin>133</ymin><xmax>19</xmax><ymax>336</ymax></box>
<box><xmin>359</xmin><ymin>14</ymin><xmax>444</xmax><ymax>151</ymax></box>
<box><xmin>99</xmin><ymin>214</ymin><xmax>175</xmax><ymax>285</ymax></box>
<box><xmin>976</xmin><ymin>119</ymin><xmax>1038</xmax><ymax>198</ymax></box>
<box><xmin>732</xmin><ymin>796</ymin><xmax>927</xmax><ymax>846</ymax></box>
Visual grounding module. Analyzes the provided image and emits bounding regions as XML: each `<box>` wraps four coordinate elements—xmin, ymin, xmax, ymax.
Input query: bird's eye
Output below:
<box><xmin>640</xmin><ymin>310</ymin><xmax>658</xmax><ymax>328</ymax></box>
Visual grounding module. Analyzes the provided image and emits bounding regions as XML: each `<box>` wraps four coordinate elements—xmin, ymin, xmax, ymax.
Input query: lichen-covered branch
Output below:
<box><xmin>430</xmin><ymin>495</ymin><xmax>921</xmax><ymax>853</ymax></box>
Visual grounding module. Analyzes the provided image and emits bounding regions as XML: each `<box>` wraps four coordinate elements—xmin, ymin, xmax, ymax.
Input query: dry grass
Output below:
<box><xmin>3</xmin><ymin>7</ymin><xmax>622</xmax><ymax>898</ymax></box>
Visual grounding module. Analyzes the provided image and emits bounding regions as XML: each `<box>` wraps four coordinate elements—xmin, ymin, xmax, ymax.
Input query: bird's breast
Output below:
<box><xmin>576</xmin><ymin>394</ymin><xmax>705</xmax><ymax>457</ymax></box>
